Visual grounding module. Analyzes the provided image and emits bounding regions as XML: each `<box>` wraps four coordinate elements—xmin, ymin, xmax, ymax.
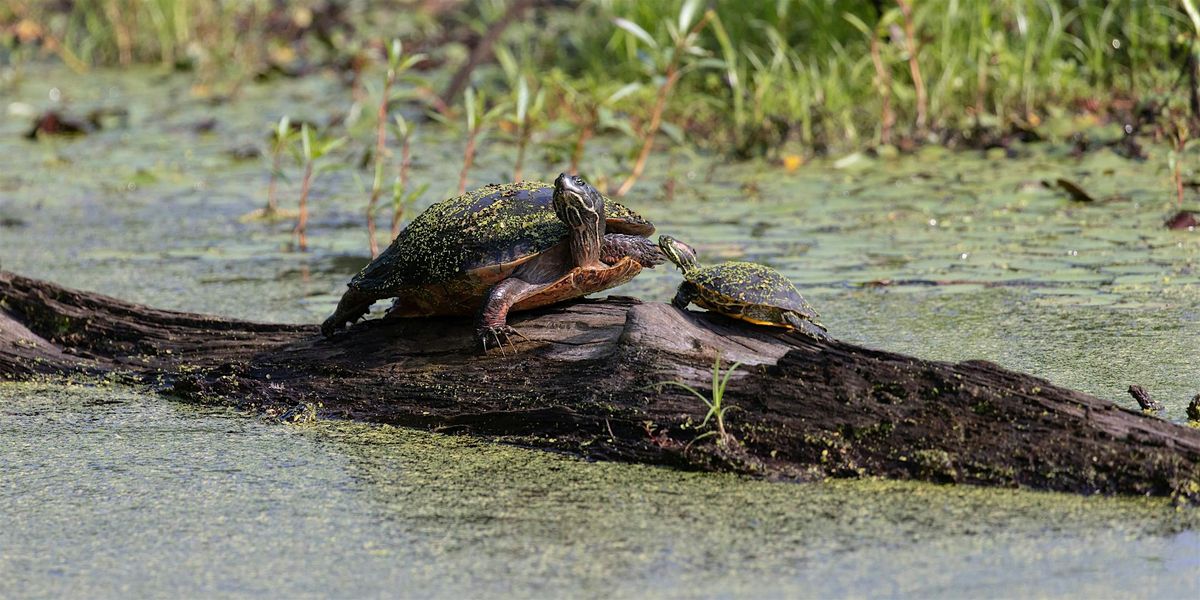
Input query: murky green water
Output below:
<box><xmin>2</xmin><ymin>66</ymin><xmax>1199</xmax><ymax>597</ymax></box>
<box><xmin>3</xmin><ymin>382</ymin><xmax>1198</xmax><ymax>598</ymax></box>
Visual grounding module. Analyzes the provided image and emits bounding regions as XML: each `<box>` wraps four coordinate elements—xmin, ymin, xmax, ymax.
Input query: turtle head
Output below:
<box><xmin>554</xmin><ymin>173</ymin><xmax>605</xmax><ymax>267</ymax></box>
<box><xmin>553</xmin><ymin>173</ymin><xmax>605</xmax><ymax>233</ymax></box>
<box><xmin>658</xmin><ymin>235</ymin><xmax>699</xmax><ymax>272</ymax></box>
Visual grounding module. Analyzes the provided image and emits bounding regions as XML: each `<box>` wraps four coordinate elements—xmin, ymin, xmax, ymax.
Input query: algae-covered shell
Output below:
<box><xmin>688</xmin><ymin>261</ymin><xmax>819</xmax><ymax>321</ymax></box>
<box><xmin>352</xmin><ymin>180</ymin><xmax>653</xmax><ymax>294</ymax></box>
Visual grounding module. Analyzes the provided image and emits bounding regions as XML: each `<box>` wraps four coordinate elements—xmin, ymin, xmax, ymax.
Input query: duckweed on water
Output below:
<box><xmin>1</xmin><ymin>65</ymin><xmax>1199</xmax><ymax>596</ymax></box>
<box><xmin>2</xmin><ymin>382</ymin><xmax>1198</xmax><ymax>598</ymax></box>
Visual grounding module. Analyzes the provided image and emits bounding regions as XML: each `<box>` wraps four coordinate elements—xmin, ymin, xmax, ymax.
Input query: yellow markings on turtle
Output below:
<box><xmin>692</xmin><ymin>292</ymin><xmax>792</xmax><ymax>328</ymax></box>
<box><xmin>731</xmin><ymin>313</ymin><xmax>789</xmax><ymax>328</ymax></box>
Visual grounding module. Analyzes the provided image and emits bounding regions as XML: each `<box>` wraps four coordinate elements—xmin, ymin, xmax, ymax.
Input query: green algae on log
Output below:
<box><xmin>1</xmin><ymin>270</ymin><xmax>1198</xmax><ymax>501</ymax></box>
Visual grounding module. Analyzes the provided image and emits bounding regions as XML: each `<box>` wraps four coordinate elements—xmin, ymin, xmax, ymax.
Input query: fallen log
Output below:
<box><xmin>2</xmin><ymin>270</ymin><xmax>1198</xmax><ymax>500</ymax></box>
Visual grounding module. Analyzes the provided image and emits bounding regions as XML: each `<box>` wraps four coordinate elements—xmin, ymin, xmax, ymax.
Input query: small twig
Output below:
<box><xmin>392</xmin><ymin>133</ymin><xmax>412</xmax><ymax>239</ymax></box>
<box><xmin>8</xmin><ymin>1</ymin><xmax>89</xmax><ymax>74</ymax></box>
<box><xmin>1180</xmin><ymin>143</ymin><xmax>1191</xmax><ymax>208</ymax></box>
<box><xmin>612</xmin><ymin>69</ymin><xmax>680</xmax><ymax>197</ymax></box>
<box><xmin>613</xmin><ymin>11</ymin><xmax>713</xmax><ymax>197</ymax></box>
<box><xmin>975</xmin><ymin>50</ymin><xmax>989</xmax><ymax>118</ymax></box>
<box><xmin>102</xmin><ymin>0</ymin><xmax>133</xmax><ymax>66</ymax></box>
<box><xmin>263</xmin><ymin>116</ymin><xmax>296</xmax><ymax>218</ymax></box>
<box><xmin>569</xmin><ymin>119</ymin><xmax>594</xmax><ymax>175</ymax></box>
<box><xmin>896</xmin><ymin>0</ymin><xmax>927</xmax><ymax>134</ymax></box>
<box><xmin>440</xmin><ymin>0</ymin><xmax>537</xmax><ymax>107</ymax></box>
<box><xmin>869</xmin><ymin>26</ymin><xmax>894</xmax><ymax>146</ymax></box>
<box><xmin>458</xmin><ymin>130</ymin><xmax>477</xmax><ymax>195</ymax></box>
<box><xmin>1183</xmin><ymin>1</ymin><xmax>1200</xmax><ymax>118</ymax></box>
<box><xmin>295</xmin><ymin>162</ymin><xmax>314</xmax><ymax>251</ymax></box>
<box><xmin>265</xmin><ymin>147</ymin><xmax>282</xmax><ymax>215</ymax></box>
<box><xmin>513</xmin><ymin>118</ymin><xmax>530</xmax><ymax>182</ymax></box>
<box><xmin>455</xmin><ymin>87</ymin><xmax>498</xmax><ymax>196</ymax></box>
<box><xmin>366</xmin><ymin>66</ymin><xmax>395</xmax><ymax>257</ymax></box>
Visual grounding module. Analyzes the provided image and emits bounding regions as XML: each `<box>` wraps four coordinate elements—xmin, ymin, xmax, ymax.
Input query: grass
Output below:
<box><xmin>657</xmin><ymin>354</ymin><xmax>743</xmax><ymax>446</ymax></box>
<box><xmin>3</xmin><ymin>0</ymin><xmax>1196</xmax><ymax>213</ymax></box>
<box><xmin>431</xmin><ymin>85</ymin><xmax>508</xmax><ymax>194</ymax></box>
<box><xmin>6</xmin><ymin>2</ymin><xmax>1193</xmax><ymax>142</ymax></box>
<box><xmin>388</xmin><ymin>114</ymin><xmax>426</xmax><ymax>240</ymax></box>
<box><xmin>365</xmin><ymin>39</ymin><xmax>423</xmax><ymax>257</ymax></box>
<box><xmin>265</xmin><ymin>115</ymin><xmax>296</xmax><ymax>217</ymax></box>
<box><xmin>493</xmin><ymin>48</ymin><xmax>547</xmax><ymax>182</ymax></box>
<box><xmin>1167</xmin><ymin>110</ymin><xmax>1195</xmax><ymax>207</ymax></box>
<box><xmin>291</xmin><ymin>123</ymin><xmax>345</xmax><ymax>252</ymax></box>
<box><xmin>608</xmin><ymin>0</ymin><xmax>713</xmax><ymax>196</ymax></box>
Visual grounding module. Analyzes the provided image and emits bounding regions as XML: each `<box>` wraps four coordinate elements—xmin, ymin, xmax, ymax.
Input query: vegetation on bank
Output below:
<box><xmin>4</xmin><ymin>1</ymin><xmax>1198</xmax><ymax>144</ymax></box>
<box><xmin>2</xmin><ymin>1</ymin><xmax>1198</xmax><ymax>248</ymax></box>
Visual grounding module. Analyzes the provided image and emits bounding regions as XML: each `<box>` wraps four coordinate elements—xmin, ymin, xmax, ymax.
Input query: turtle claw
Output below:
<box><xmin>477</xmin><ymin>325</ymin><xmax>530</xmax><ymax>355</ymax></box>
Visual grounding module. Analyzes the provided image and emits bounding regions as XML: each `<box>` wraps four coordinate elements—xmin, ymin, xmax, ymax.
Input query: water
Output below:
<box><xmin>1</xmin><ymin>66</ymin><xmax>1198</xmax><ymax>597</ymax></box>
<box><xmin>3</xmin><ymin>383</ymin><xmax>1197</xmax><ymax>598</ymax></box>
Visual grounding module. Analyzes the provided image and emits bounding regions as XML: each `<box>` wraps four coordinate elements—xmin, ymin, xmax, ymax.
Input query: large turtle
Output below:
<box><xmin>657</xmin><ymin>235</ymin><xmax>829</xmax><ymax>340</ymax></box>
<box><xmin>321</xmin><ymin>174</ymin><xmax>662</xmax><ymax>349</ymax></box>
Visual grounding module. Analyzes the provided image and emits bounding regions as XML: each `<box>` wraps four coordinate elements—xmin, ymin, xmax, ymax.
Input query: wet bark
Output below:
<box><xmin>2</xmin><ymin>270</ymin><xmax>1198</xmax><ymax>501</ymax></box>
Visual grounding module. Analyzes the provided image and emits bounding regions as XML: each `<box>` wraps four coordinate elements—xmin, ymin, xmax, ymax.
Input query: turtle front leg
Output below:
<box><xmin>782</xmin><ymin>311</ymin><xmax>832</xmax><ymax>341</ymax></box>
<box><xmin>602</xmin><ymin>234</ymin><xmax>665</xmax><ymax>268</ymax></box>
<box><xmin>671</xmin><ymin>281</ymin><xmax>700</xmax><ymax>312</ymax></box>
<box><xmin>320</xmin><ymin>287</ymin><xmax>377</xmax><ymax>338</ymax></box>
<box><xmin>476</xmin><ymin>278</ymin><xmax>537</xmax><ymax>353</ymax></box>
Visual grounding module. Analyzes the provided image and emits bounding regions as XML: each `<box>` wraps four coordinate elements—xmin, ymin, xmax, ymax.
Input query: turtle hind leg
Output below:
<box><xmin>783</xmin><ymin>311</ymin><xmax>831</xmax><ymax>341</ymax></box>
<box><xmin>320</xmin><ymin>288</ymin><xmax>378</xmax><ymax>338</ymax></box>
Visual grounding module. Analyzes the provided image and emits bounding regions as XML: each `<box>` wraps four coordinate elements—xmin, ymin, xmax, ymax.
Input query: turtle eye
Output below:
<box><xmin>573</xmin><ymin>176</ymin><xmax>584</xmax><ymax>187</ymax></box>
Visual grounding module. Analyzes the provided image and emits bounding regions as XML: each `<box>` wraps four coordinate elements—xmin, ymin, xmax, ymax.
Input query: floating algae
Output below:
<box><xmin>1</xmin><ymin>66</ymin><xmax>1198</xmax><ymax>597</ymax></box>
<box><xmin>2</xmin><ymin>382</ymin><xmax>1197</xmax><ymax>598</ymax></box>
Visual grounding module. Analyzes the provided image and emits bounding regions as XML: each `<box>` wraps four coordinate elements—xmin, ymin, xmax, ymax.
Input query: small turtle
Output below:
<box><xmin>657</xmin><ymin>235</ymin><xmax>829</xmax><ymax>340</ymax></box>
<box><xmin>321</xmin><ymin>174</ymin><xmax>662</xmax><ymax>350</ymax></box>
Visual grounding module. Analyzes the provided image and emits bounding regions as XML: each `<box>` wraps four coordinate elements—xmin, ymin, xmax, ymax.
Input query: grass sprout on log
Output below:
<box><xmin>656</xmin><ymin>353</ymin><xmax>743</xmax><ymax>446</ymax></box>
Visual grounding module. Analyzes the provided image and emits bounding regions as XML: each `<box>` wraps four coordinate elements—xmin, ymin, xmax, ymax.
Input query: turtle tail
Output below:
<box><xmin>320</xmin><ymin>287</ymin><xmax>378</xmax><ymax>338</ymax></box>
<box><xmin>785</xmin><ymin>312</ymin><xmax>831</xmax><ymax>341</ymax></box>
